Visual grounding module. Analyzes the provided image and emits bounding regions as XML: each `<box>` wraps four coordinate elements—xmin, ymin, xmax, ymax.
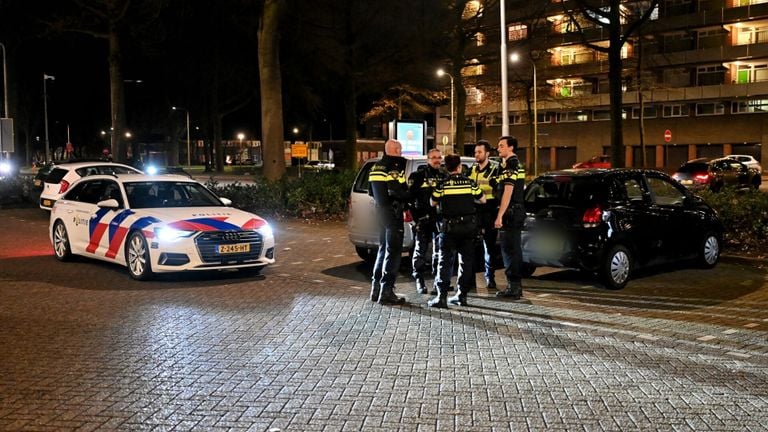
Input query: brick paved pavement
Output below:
<box><xmin>0</xmin><ymin>208</ymin><xmax>767</xmax><ymax>431</ymax></box>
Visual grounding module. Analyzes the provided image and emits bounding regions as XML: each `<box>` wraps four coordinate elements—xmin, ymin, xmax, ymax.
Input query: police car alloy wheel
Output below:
<box><xmin>52</xmin><ymin>220</ymin><xmax>72</xmax><ymax>261</ymax></box>
<box><xmin>126</xmin><ymin>231</ymin><xmax>153</xmax><ymax>280</ymax></box>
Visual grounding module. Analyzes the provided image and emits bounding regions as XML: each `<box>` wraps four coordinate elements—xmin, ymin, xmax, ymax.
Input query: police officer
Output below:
<box><xmin>369</xmin><ymin>139</ymin><xmax>410</xmax><ymax>305</ymax></box>
<box><xmin>468</xmin><ymin>140</ymin><xmax>500</xmax><ymax>290</ymax></box>
<box><xmin>408</xmin><ymin>148</ymin><xmax>446</xmax><ymax>294</ymax></box>
<box><xmin>429</xmin><ymin>154</ymin><xmax>485</xmax><ymax>308</ymax></box>
<box><xmin>494</xmin><ymin>136</ymin><xmax>526</xmax><ymax>299</ymax></box>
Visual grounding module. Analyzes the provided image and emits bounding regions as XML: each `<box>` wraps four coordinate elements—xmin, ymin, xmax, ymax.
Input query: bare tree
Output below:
<box><xmin>258</xmin><ymin>0</ymin><xmax>286</xmax><ymax>181</ymax></box>
<box><xmin>563</xmin><ymin>0</ymin><xmax>659</xmax><ymax>167</ymax></box>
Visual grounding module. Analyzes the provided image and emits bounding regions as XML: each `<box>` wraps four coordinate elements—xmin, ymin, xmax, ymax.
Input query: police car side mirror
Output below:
<box><xmin>220</xmin><ymin>197</ymin><xmax>233</xmax><ymax>206</ymax></box>
<box><xmin>97</xmin><ymin>198</ymin><xmax>120</xmax><ymax>209</ymax></box>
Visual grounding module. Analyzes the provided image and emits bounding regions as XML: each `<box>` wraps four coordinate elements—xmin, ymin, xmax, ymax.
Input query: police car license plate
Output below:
<box><xmin>42</xmin><ymin>199</ymin><xmax>53</xmax><ymax>207</ymax></box>
<box><xmin>217</xmin><ymin>243</ymin><xmax>250</xmax><ymax>254</ymax></box>
<box><xmin>34</xmin><ymin>179</ymin><xmax>42</xmax><ymax>187</ymax></box>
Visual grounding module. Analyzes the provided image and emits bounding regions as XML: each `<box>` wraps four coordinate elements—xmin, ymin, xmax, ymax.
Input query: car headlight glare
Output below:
<box><xmin>259</xmin><ymin>223</ymin><xmax>273</xmax><ymax>239</ymax></box>
<box><xmin>155</xmin><ymin>227</ymin><xmax>195</xmax><ymax>242</ymax></box>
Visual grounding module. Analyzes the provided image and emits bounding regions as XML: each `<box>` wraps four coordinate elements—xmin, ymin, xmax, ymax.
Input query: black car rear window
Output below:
<box><xmin>677</xmin><ymin>162</ymin><xmax>708</xmax><ymax>173</ymax></box>
<box><xmin>45</xmin><ymin>168</ymin><xmax>69</xmax><ymax>184</ymax></box>
<box><xmin>525</xmin><ymin>176</ymin><xmax>607</xmax><ymax>211</ymax></box>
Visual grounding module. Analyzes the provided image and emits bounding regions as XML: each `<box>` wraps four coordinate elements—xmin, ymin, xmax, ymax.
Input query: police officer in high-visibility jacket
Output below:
<box><xmin>407</xmin><ymin>148</ymin><xmax>446</xmax><ymax>294</ymax></box>
<box><xmin>468</xmin><ymin>140</ymin><xmax>501</xmax><ymax>290</ymax></box>
<box><xmin>494</xmin><ymin>136</ymin><xmax>526</xmax><ymax>300</ymax></box>
<box><xmin>368</xmin><ymin>139</ymin><xmax>410</xmax><ymax>305</ymax></box>
<box><xmin>429</xmin><ymin>154</ymin><xmax>486</xmax><ymax>308</ymax></box>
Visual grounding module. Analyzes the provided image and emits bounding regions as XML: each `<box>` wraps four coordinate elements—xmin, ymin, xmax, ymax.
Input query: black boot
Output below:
<box><xmin>428</xmin><ymin>292</ymin><xmax>448</xmax><ymax>308</ymax></box>
<box><xmin>378</xmin><ymin>286</ymin><xmax>406</xmax><ymax>305</ymax></box>
<box><xmin>449</xmin><ymin>286</ymin><xmax>469</xmax><ymax>306</ymax></box>
<box><xmin>370</xmin><ymin>283</ymin><xmax>380</xmax><ymax>302</ymax></box>
<box><xmin>415</xmin><ymin>276</ymin><xmax>427</xmax><ymax>294</ymax></box>
<box><xmin>496</xmin><ymin>284</ymin><xmax>522</xmax><ymax>300</ymax></box>
<box><xmin>486</xmin><ymin>277</ymin><xmax>497</xmax><ymax>290</ymax></box>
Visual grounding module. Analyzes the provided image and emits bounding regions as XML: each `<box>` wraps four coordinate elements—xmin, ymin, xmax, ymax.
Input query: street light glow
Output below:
<box><xmin>510</xmin><ymin>52</ymin><xmax>538</xmax><ymax>176</ymax></box>
<box><xmin>237</xmin><ymin>133</ymin><xmax>245</xmax><ymax>141</ymax></box>
<box><xmin>436</xmin><ymin>68</ymin><xmax>454</xmax><ymax>148</ymax></box>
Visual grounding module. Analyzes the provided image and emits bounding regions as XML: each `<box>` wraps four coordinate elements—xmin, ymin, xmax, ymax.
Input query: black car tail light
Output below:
<box><xmin>694</xmin><ymin>173</ymin><xmax>710</xmax><ymax>183</ymax></box>
<box><xmin>58</xmin><ymin>180</ymin><xmax>70</xmax><ymax>194</ymax></box>
<box><xmin>582</xmin><ymin>206</ymin><xmax>602</xmax><ymax>227</ymax></box>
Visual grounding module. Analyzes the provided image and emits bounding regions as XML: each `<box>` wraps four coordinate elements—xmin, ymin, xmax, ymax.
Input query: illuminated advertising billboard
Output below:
<box><xmin>391</xmin><ymin>120</ymin><xmax>426</xmax><ymax>156</ymax></box>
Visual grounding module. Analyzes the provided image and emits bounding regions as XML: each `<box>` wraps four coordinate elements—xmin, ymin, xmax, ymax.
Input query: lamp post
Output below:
<box><xmin>172</xmin><ymin>106</ymin><xmax>191</xmax><ymax>166</ymax></box>
<box><xmin>436</xmin><ymin>69</ymin><xmax>454</xmax><ymax>148</ymax></box>
<box><xmin>43</xmin><ymin>74</ymin><xmax>55</xmax><ymax>162</ymax></box>
<box><xmin>510</xmin><ymin>53</ymin><xmax>538</xmax><ymax>176</ymax></box>
<box><xmin>500</xmin><ymin>0</ymin><xmax>509</xmax><ymax>136</ymax></box>
<box><xmin>1</xmin><ymin>43</ymin><xmax>8</xmax><ymax>119</ymax></box>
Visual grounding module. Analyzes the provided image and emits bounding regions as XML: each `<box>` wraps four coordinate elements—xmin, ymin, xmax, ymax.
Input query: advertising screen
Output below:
<box><xmin>395</xmin><ymin>121</ymin><xmax>426</xmax><ymax>156</ymax></box>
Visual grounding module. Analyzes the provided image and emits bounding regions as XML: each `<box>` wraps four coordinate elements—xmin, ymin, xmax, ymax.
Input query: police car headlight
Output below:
<box><xmin>0</xmin><ymin>161</ymin><xmax>12</xmax><ymax>175</ymax></box>
<box><xmin>146</xmin><ymin>165</ymin><xmax>158</xmax><ymax>175</ymax></box>
<box><xmin>258</xmin><ymin>223</ymin><xmax>273</xmax><ymax>239</ymax></box>
<box><xmin>155</xmin><ymin>227</ymin><xmax>195</xmax><ymax>242</ymax></box>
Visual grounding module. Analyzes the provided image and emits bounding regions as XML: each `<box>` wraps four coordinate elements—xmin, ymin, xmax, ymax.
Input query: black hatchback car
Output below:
<box><xmin>521</xmin><ymin>169</ymin><xmax>723</xmax><ymax>289</ymax></box>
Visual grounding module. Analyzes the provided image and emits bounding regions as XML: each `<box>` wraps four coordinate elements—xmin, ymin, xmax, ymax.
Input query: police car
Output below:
<box><xmin>49</xmin><ymin>173</ymin><xmax>275</xmax><ymax>280</ymax></box>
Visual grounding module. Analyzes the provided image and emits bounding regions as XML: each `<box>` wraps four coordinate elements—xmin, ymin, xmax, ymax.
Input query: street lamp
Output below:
<box><xmin>43</xmin><ymin>74</ymin><xmax>55</xmax><ymax>162</ymax></box>
<box><xmin>1</xmin><ymin>43</ymin><xmax>8</xmax><ymax>119</ymax></box>
<box><xmin>436</xmin><ymin>68</ymin><xmax>454</xmax><ymax>148</ymax></box>
<box><xmin>500</xmin><ymin>0</ymin><xmax>509</xmax><ymax>136</ymax></box>
<box><xmin>172</xmin><ymin>106</ymin><xmax>191</xmax><ymax>166</ymax></box>
<box><xmin>510</xmin><ymin>52</ymin><xmax>538</xmax><ymax>176</ymax></box>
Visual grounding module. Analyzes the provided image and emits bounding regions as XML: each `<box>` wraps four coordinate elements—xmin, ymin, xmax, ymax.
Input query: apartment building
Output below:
<box><xmin>461</xmin><ymin>0</ymin><xmax>768</xmax><ymax>172</ymax></box>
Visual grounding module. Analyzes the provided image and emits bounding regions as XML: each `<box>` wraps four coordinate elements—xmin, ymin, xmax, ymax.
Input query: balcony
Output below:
<box><xmin>647</xmin><ymin>2</ymin><xmax>768</xmax><ymax>33</ymax></box>
<box><xmin>648</xmin><ymin>43</ymin><xmax>768</xmax><ymax>67</ymax></box>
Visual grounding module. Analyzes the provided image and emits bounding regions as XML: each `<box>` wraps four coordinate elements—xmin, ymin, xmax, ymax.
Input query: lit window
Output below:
<box><xmin>508</xmin><ymin>24</ymin><xmax>527</xmax><ymax>41</ymax></box>
<box><xmin>475</xmin><ymin>32</ymin><xmax>485</xmax><ymax>47</ymax></box>
<box><xmin>556</xmin><ymin>111</ymin><xmax>589</xmax><ymax>122</ymax></box>
<box><xmin>662</xmin><ymin>104</ymin><xmax>690</xmax><ymax>118</ymax></box>
<box><xmin>732</xmin><ymin>99</ymin><xmax>768</xmax><ymax>114</ymax></box>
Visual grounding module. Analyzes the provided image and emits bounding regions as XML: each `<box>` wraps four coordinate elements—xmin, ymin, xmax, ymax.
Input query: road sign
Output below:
<box><xmin>291</xmin><ymin>143</ymin><xmax>308</xmax><ymax>158</ymax></box>
<box><xmin>664</xmin><ymin>129</ymin><xmax>672</xmax><ymax>143</ymax></box>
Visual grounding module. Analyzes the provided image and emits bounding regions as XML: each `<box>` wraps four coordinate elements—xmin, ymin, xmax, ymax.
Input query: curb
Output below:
<box><xmin>721</xmin><ymin>254</ymin><xmax>768</xmax><ymax>266</ymax></box>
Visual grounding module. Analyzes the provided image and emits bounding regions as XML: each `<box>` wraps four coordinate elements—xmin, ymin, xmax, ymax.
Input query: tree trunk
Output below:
<box><xmin>343</xmin><ymin>77</ymin><xmax>358</xmax><ymax>170</ymax></box>
<box><xmin>454</xmin><ymin>65</ymin><xmax>467</xmax><ymax>156</ymax></box>
<box><xmin>608</xmin><ymin>5</ymin><xmax>625</xmax><ymax>168</ymax></box>
<box><xmin>108</xmin><ymin>29</ymin><xmax>127</xmax><ymax>163</ymax></box>
<box><xmin>258</xmin><ymin>0</ymin><xmax>287</xmax><ymax>181</ymax></box>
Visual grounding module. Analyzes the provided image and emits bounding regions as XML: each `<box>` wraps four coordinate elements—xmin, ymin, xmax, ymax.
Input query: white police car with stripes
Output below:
<box><xmin>49</xmin><ymin>173</ymin><xmax>275</xmax><ymax>280</ymax></box>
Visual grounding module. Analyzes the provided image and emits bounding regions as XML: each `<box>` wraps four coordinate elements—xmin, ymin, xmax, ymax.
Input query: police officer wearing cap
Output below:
<box><xmin>468</xmin><ymin>140</ymin><xmax>501</xmax><ymax>290</ymax></box>
<box><xmin>369</xmin><ymin>139</ymin><xmax>410</xmax><ymax>305</ymax></box>
<box><xmin>408</xmin><ymin>148</ymin><xmax>446</xmax><ymax>294</ymax></box>
<box><xmin>494</xmin><ymin>136</ymin><xmax>526</xmax><ymax>299</ymax></box>
<box><xmin>429</xmin><ymin>154</ymin><xmax>485</xmax><ymax>308</ymax></box>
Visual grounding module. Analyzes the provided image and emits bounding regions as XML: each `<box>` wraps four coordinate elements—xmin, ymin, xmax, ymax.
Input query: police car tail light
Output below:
<box><xmin>582</xmin><ymin>206</ymin><xmax>602</xmax><ymax>227</ymax></box>
<box><xmin>403</xmin><ymin>209</ymin><xmax>413</xmax><ymax>223</ymax></box>
<box><xmin>58</xmin><ymin>180</ymin><xmax>71</xmax><ymax>194</ymax></box>
<box><xmin>155</xmin><ymin>227</ymin><xmax>196</xmax><ymax>242</ymax></box>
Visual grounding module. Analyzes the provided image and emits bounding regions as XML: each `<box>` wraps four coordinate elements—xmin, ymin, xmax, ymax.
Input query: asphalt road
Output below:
<box><xmin>1</xmin><ymin>207</ymin><xmax>767</xmax><ymax>431</ymax></box>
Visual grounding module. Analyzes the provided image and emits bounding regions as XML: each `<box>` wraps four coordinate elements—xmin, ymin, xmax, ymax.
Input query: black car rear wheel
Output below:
<box><xmin>601</xmin><ymin>245</ymin><xmax>632</xmax><ymax>290</ymax></box>
<box><xmin>698</xmin><ymin>232</ymin><xmax>720</xmax><ymax>269</ymax></box>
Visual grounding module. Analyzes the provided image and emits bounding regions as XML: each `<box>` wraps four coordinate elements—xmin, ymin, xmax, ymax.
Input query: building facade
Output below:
<box><xmin>459</xmin><ymin>0</ymin><xmax>767</xmax><ymax>172</ymax></box>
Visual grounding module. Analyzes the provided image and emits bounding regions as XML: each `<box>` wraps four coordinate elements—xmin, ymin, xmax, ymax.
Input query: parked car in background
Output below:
<box><xmin>725</xmin><ymin>154</ymin><xmax>762</xmax><ymax>173</ymax></box>
<box><xmin>572</xmin><ymin>155</ymin><xmax>611</xmax><ymax>169</ymax></box>
<box><xmin>672</xmin><ymin>157</ymin><xmax>760</xmax><ymax>191</ymax></box>
<box><xmin>39</xmin><ymin>161</ymin><xmax>142</xmax><ymax>210</ymax></box>
<box><xmin>49</xmin><ymin>174</ymin><xmax>275</xmax><ymax>280</ymax></box>
<box><xmin>522</xmin><ymin>168</ymin><xmax>723</xmax><ymax>290</ymax></box>
<box><xmin>305</xmin><ymin>160</ymin><xmax>335</xmax><ymax>170</ymax></box>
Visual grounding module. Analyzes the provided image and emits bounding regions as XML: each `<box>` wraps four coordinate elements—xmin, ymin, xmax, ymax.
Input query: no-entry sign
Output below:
<box><xmin>664</xmin><ymin>129</ymin><xmax>672</xmax><ymax>143</ymax></box>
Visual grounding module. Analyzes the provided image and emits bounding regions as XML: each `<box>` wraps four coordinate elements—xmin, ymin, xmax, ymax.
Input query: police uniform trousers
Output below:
<box><xmin>411</xmin><ymin>217</ymin><xmax>440</xmax><ymax>280</ymax></box>
<box><xmin>435</xmin><ymin>215</ymin><xmax>477</xmax><ymax>296</ymax></box>
<box><xmin>372</xmin><ymin>204</ymin><xmax>404</xmax><ymax>291</ymax></box>
<box><xmin>476</xmin><ymin>210</ymin><xmax>498</xmax><ymax>283</ymax></box>
<box><xmin>499</xmin><ymin>206</ymin><xmax>523</xmax><ymax>290</ymax></box>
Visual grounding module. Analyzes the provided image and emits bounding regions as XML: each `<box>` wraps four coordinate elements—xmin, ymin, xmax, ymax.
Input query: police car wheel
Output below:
<box><xmin>52</xmin><ymin>220</ymin><xmax>72</xmax><ymax>262</ymax></box>
<box><xmin>521</xmin><ymin>262</ymin><xmax>537</xmax><ymax>278</ymax></box>
<box><xmin>355</xmin><ymin>247</ymin><xmax>377</xmax><ymax>265</ymax></box>
<box><xmin>126</xmin><ymin>231</ymin><xmax>153</xmax><ymax>281</ymax></box>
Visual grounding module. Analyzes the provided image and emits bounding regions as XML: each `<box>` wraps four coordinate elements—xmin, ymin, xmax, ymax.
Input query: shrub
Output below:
<box><xmin>696</xmin><ymin>187</ymin><xmax>768</xmax><ymax>254</ymax></box>
<box><xmin>207</xmin><ymin>169</ymin><xmax>357</xmax><ymax>220</ymax></box>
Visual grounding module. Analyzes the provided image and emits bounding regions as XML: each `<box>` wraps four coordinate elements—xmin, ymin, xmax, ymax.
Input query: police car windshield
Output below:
<box><xmin>125</xmin><ymin>181</ymin><xmax>223</xmax><ymax>208</ymax></box>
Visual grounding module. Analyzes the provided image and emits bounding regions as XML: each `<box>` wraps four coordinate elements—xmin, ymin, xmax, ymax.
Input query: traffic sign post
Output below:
<box><xmin>664</xmin><ymin>129</ymin><xmax>672</xmax><ymax>143</ymax></box>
